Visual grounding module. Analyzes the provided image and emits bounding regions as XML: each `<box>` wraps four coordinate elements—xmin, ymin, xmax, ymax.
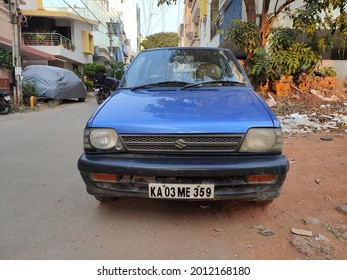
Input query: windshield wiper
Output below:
<box><xmin>182</xmin><ymin>80</ymin><xmax>248</xmax><ymax>90</ymax></box>
<box><xmin>131</xmin><ymin>81</ymin><xmax>189</xmax><ymax>91</ymax></box>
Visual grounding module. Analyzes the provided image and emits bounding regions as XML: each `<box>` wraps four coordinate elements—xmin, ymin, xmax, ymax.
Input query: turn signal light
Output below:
<box><xmin>91</xmin><ymin>173</ymin><xmax>118</xmax><ymax>182</ymax></box>
<box><xmin>248</xmin><ymin>174</ymin><xmax>274</xmax><ymax>182</ymax></box>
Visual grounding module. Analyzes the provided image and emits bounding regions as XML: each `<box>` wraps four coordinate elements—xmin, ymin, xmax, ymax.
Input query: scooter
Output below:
<box><xmin>95</xmin><ymin>76</ymin><xmax>118</xmax><ymax>105</ymax></box>
<box><xmin>0</xmin><ymin>89</ymin><xmax>12</xmax><ymax>115</ymax></box>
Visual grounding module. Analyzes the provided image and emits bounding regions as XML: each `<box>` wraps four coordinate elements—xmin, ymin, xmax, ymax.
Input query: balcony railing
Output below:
<box><xmin>22</xmin><ymin>32</ymin><xmax>75</xmax><ymax>51</ymax></box>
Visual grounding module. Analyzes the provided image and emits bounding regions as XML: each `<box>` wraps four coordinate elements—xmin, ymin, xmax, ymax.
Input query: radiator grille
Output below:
<box><xmin>120</xmin><ymin>134</ymin><xmax>244</xmax><ymax>153</ymax></box>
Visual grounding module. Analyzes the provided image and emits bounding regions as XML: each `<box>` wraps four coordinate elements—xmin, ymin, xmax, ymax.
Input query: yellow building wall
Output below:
<box><xmin>36</xmin><ymin>0</ymin><xmax>43</xmax><ymax>10</ymax></box>
<box><xmin>200</xmin><ymin>0</ymin><xmax>208</xmax><ymax>17</ymax></box>
<box><xmin>82</xmin><ymin>31</ymin><xmax>94</xmax><ymax>55</ymax></box>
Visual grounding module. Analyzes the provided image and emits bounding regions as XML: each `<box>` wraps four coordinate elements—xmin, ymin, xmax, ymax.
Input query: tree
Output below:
<box><xmin>0</xmin><ymin>48</ymin><xmax>13</xmax><ymax>70</ymax></box>
<box><xmin>292</xmin><ymin>0</ymin><xmax>347</xmax><ymax>57</ymax></box>
<box><xmin>105</xmin><ymin>61</ymin><xmax>126</xmax><ymax>80</ymax></box>
<box><xmin>83</xmin><ymin>63</ymin><xmax>107</xmax><ymax>80</ymax></box>
<box><xmin>158</xmin><ymin>0</ymin><xmax>295</xmax><ymax>48</ymax></box>
<box><xmin>141</xmin><ymin>32</ymin><xmax>179</xmax><ymax>49</ymax></box>
<box><xmin>269</xmin><ymin>28</ymin><xmax>321</xmax><ymax>76</ymax></box>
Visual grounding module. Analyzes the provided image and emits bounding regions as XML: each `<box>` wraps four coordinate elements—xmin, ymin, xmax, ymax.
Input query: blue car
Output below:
<box><xmin>78</xmin><ymin>47</ymin><xmax>289</xmax><ymax>204</ymax></box>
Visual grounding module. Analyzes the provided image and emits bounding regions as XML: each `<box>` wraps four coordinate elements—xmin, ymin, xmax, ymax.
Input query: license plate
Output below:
<box><xmin>94</xmin><ymin>88</ymin><xmax>100</xmax><ymax>92</ymax></box>
<box><xmin>4</xmin><ymin>96</ymin><xmax>11</xmax><ymax>101</ymax></box>
<box><xmin>149</xmin><ymin>183</ymin><xmax>214</xmax><ymax>199</ymax></box>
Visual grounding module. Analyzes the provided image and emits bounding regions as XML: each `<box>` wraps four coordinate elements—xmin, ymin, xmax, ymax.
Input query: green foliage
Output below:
<box><xmin>247</xmin><ymin>28</ymin><xmax>322</xmax><ymax>86</ymax></box>
<box><xmin>318</xmin><ymin>66</ymin><xmax>337</xmax><ymax>77</ymax></box>
<box><xmin>271</xmin><ymin>42</ymin><xmax>321</xmax><ymax>76</ymax></box>
<box><xmin>268</xmin><ymin>28</ymin><xmax>297</xmax><ymax>52</ymax></box>
<box><xmin>84</xmin><ymin>80</ymin><xmax>94</xmax><ymax>89</ymax></box>
<box><xmin>140</xmin><ymin>32</ymin><xmax>179</xmax><ymax>49</ymax></box>
<box><xmin>292</xmin><ymin>0</ymin><xmax>347</xmax><ymax>58</ymax></box>
<box><xmin>249</xmin><ymin>48</ymin><xmax>272</xmax><ymax>85</ymax></box>
<box><xmin>105</xmin><ymin>61</ymin><xmax>126</xmax><ymax>80</ymax></box>
<box><xmin>0</xmin><ymin>48</ymin><xmax>13</xmax><ymax>70</ymax></box>
<box><xmin>317</xmin><ymin>35</ymin><xmax>334</xmax><ymax>53</ymax></box>
<box><xmin>225</xmin><ymin>19</ymin><xmax>260</xmax><ymax>55</ymax></box>
<box><xmin>22</xmin><ymin>81</ymin><xmax>37</xmax><ymax>106</ymax></box>
<box><xmin>73</xmin><ymin>67</ymin><xmax>84</xmax><ymax>79</ymax></box>
<box><xmin>36</xmin><ymin>34</ymin><xmax>46</xmax><ymax>43</ymax></box>
<box><xmin>83</xmin><ymin>63</ymin><xmax>107</xmax><ymax>78</ymax></box>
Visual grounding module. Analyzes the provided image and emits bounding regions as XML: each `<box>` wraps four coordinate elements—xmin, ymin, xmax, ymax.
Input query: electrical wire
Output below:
<box><xmin>79</xmin><ymin>0</ymin><xmax>102</xmax><ymax>25</ymax></box>
<box><xmin>61</xmin><ymin>0</ymin><xmax>95</xmax><ymax>29</ymax></box>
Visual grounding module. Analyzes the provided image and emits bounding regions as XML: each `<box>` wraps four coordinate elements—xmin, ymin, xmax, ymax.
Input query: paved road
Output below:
<box><xmin>1</xmin><ymin>94</ymin><xmax>347</xmax><ymax>262</ymax></box>
<box><xmin>0</xmin><ymin>95</ymin><xmax>239</xmax><ymax>260</ymax></box>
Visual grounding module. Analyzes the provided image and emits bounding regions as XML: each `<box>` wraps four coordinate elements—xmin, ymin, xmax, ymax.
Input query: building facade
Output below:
<box><xmin>20</xmin><ymin>0</ymin><xmax>97</xmax><ymax>70</ymax></box>
<box><xmin>0</xmin><ymin>0</ymin><xmax>54</xmax><ymax>89</ymax></box>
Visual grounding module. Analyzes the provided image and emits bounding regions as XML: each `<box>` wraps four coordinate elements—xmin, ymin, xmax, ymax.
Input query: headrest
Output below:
<box><xmin>196</xmin><ymin>63</ymin><xmax>221</xmax><ymax>80</ymax></box>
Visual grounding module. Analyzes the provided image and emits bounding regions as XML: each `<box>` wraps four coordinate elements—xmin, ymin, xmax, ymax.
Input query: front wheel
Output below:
<box><xmin>96</xmin><ymin>94</ymin><xmax>104</xmax><ymax>105</ymax></box>
<box><xmin>0</xmin><ymin>102</ymin><xmax>10</xmax><ymax>115</ymax></box>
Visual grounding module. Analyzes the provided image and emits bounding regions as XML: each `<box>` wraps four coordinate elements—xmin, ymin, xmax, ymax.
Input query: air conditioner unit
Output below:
<box><xmin>219</xmin><ymin>0</ymin><xmax>231</xmax><ymax>11</ymax></box>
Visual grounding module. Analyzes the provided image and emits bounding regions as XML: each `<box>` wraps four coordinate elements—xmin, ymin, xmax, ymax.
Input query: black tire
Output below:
<box><xmin>96</xmin><ymin>95</ymin><xmax>103</xmax><ymax>105</ymax></box>
<box><xmin>94</xmin><ymin>196</ymin><xmax>119</xmax><ymax>202</ymax></box>
<box><xmin>0</xmin><ymin>106</ymin><xmax>10</xmax><ymax>115</ymax></box>
<box><xmin>78</xmin><ymin>98</ymin><xmax>86</xmax><ymax>102</ymax></box>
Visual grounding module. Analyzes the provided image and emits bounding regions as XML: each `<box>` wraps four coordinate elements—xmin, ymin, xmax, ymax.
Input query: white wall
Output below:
<box><xmin>322</xmin><ymin>60</ymin><xmax>347</xmax><ymax>86</ymax></box>
<box><xmin>20</xmin><ymin>0</ymin><xmax>38</xmax><ymax>10</ymax></box>
<box><xmin>111</xmin><ymin>0</ymin><xmax>138</xmax><ymax>52</ymax></box>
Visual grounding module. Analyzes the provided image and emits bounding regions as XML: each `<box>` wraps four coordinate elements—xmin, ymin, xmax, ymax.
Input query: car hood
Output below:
<box><xmin>90</xmin><ymin>87</ymin><xmax>276</xmax><ymax>134</ymax></box>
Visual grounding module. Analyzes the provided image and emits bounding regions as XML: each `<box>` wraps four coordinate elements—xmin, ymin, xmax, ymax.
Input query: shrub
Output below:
<box><xmin>22</xmin><ymin>81</ymin><xmax>37</xmax><ymax>106</ymax></box>
<box><xmin>84</xmin><ymin>80</ymin><xmax>94</xmax><ymax>89</ymax></box>
<box><xmin>83</xmin><ymin>63</ymin><xmax>107</xmax><ymax>79</ymax></box>
<box><xmin>318</xmin><ymin>66</ymin><xmax>337</xmax><ymax>77</ymax></box>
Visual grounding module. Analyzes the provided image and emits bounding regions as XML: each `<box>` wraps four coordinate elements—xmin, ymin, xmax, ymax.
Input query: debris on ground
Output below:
<box><xmin>253</xmin><ymin>225</ymin><xmax>275</xmax><ymax>236</ymax></box>
<box><xmin>291</xmin><ymin>228</ymin><xmax>313</xmax><ymax>237</ymax></box>
<box><xmin>336</xmin><ymin>204</ymin><xmax>347</xmax><ymax>215</ymax></box>
<box><xmin>259</xmin><ymin>73</ymin><xmax>347</xmax><ymax>135</ymax></box>
<box><xmin>320</xmin><ymin>136</ymin><xmax>333</xmax><ymax>141</ymax></box>
<box><xmin>291</xmin><ymin>235</ymin><xmax>336</xmax><ymax>259</ymax></box>
<box><xmin>323</xmin><ymin>223</ymin><xmax>347</xmax><ymax>243</ymax></box>
<box><xmin>303</xmin><ymin>217</ymin><xmax>321</xmax><ymax>225</ymax></box>
<box><xmin>314</xmin><ymin>234</ymin><xmax>330</xmax><ymax>242</ymax></box>
<box><xmin>315</xmin><ymin>178</ymin><xmax>325</xmax><ymax>184</ymax></box>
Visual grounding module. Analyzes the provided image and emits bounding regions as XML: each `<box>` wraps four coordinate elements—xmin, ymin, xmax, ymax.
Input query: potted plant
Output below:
<box><xmin>36</xmin><ymin>34</ymin><xmax>46</xmax><ymax>45</ymax></box>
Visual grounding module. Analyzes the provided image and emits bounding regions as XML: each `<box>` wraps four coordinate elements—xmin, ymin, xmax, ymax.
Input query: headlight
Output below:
<box><xmin>84</xmin><ymin>128</ymin><xmax>124</xmax><ymax>151</ymax></box>
<box><xmin>239</xmin><ymin>128</ymin><xmax>283</xmax><ymax>153</ymax></box>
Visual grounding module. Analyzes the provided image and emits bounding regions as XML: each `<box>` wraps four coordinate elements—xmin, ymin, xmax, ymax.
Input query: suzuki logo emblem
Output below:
<box><xmin>175</xmin><ymin>139</ymin><xmax>187</xmax><ymax>149</ymax></box>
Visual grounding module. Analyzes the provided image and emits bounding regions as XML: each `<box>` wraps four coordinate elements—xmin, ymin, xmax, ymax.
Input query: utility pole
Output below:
<box><xmin>108</xmin><ymin>18</ymin><xmax>114</xmax><ymax>64</ymax></box>
<box><xmin>10</xmin><ymin>0</ymin><xmax>22</xmax><ymax>107</ymax></box>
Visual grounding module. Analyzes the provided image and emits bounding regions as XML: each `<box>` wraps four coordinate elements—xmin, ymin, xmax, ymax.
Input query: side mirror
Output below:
<box><xmin>104</xmin><ymin>77</ymin><xmax>118</xmax><ymax>90</ymax></box>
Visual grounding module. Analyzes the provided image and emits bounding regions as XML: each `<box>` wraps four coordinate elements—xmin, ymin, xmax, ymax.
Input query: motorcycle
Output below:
<box><xmin>95</xmin><ymin>76</ymin><xmax>118</xmax><ymax>105</ymax></box>
<box><xmin>0</xmin><ymin>89</ymin><xmax>12</xmax><ymax>115</ymax></box>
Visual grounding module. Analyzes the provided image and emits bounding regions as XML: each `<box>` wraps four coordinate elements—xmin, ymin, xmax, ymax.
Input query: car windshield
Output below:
<box><xmin>119</xmin><ymin>48</ymin><xmax>248</xmax><ymax>89</ymax></box>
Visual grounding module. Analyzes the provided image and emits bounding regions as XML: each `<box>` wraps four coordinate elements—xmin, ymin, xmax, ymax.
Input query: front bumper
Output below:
<box><xmin>78</xmin><ymin>153</ymin><xmax>289</xmax><ymax>201</ymax></box>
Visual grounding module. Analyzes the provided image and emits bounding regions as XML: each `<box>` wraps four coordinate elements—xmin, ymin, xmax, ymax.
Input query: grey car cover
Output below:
<box><xmin>22</xmin><ymin>65</ymin><xmax>87</xmax><ymax>100</ymax></box>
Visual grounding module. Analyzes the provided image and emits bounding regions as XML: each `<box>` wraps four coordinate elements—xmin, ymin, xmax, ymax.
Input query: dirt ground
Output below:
<box><xmin>215</xmin><ymin>132</ymin><xmax>347</xmax><ymax>260</ymax></box>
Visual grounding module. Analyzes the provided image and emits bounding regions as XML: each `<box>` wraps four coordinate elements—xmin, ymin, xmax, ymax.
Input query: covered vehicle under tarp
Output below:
<box><xmin>22</xmin><ymin>65</ymin><xmax>87</xmax><ymax>100</ymax></box>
